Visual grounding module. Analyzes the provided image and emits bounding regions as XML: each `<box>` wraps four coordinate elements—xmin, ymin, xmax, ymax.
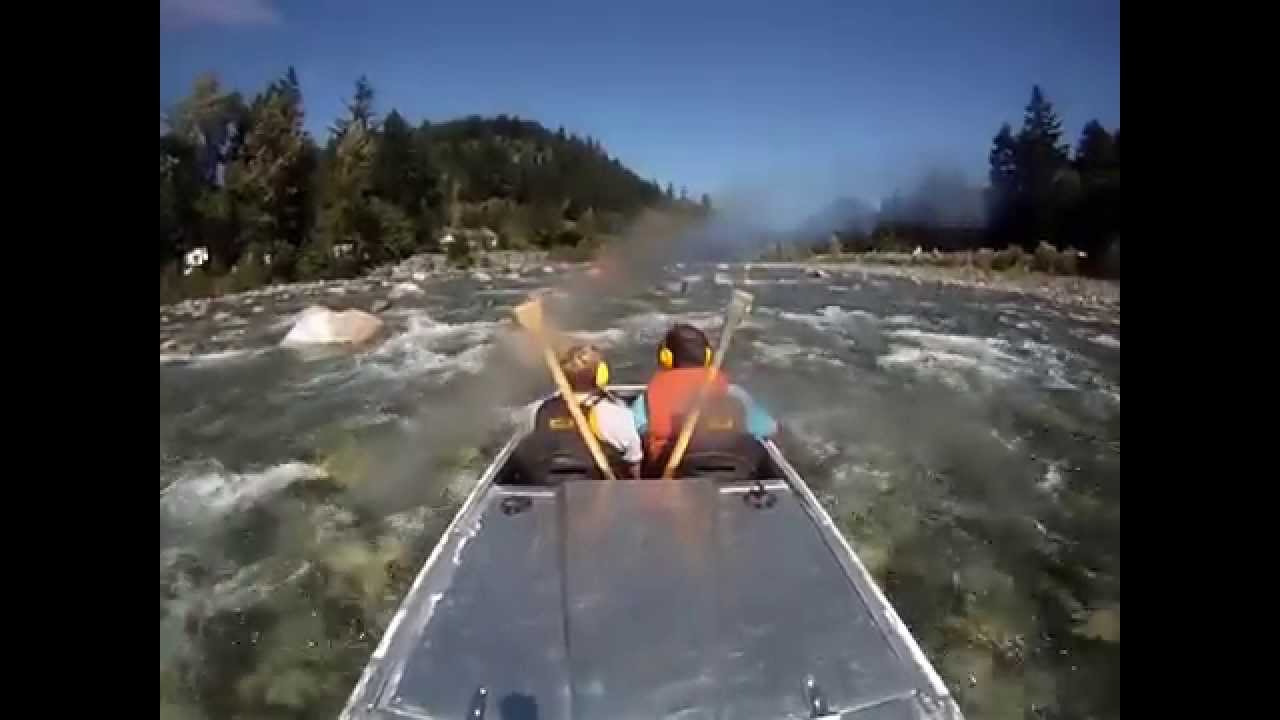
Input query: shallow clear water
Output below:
<box><xmin>159</xmin><ymin>264</ymin><xmax>1119</xmax><ymax>719</ymax></box>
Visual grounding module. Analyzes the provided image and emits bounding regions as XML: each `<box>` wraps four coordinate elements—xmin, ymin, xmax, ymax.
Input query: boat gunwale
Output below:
<box><xmin>339</xmin><ymin>424</ymin><xmax>523</xmax><ymax>719</ymax></box>
<box><xmin>761</xmin><ymin>438</ymin><xmax>963</xmax><ymax>718</ymax></box>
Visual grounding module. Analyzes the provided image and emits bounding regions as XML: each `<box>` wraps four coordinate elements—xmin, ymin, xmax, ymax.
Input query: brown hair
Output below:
<box><xmin>663</xmin><ymin>323</ymin><xmax>711</xmax><ymax>367</ymax></box>
<box><xmin>558</xmin><ymin>344</ymin><xmax>604</xmax><ymax>391</ymax></box>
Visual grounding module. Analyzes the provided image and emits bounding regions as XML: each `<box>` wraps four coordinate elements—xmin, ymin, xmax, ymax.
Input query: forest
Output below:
<box><xmin>159</xmin><ymin>69</ymin><xmax>708</xmax><ymax>300</ymax></box>
<box><xmin>162</xmin><ymin>73</ymin><xmax>1120</xmax><ymax>303</ymax></box>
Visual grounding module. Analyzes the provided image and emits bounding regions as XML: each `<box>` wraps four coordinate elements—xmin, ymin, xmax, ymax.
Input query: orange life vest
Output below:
<box><xmin>643</xmin><ymin>367</ymin><xmax>734</xmax><ymax>462</ymax></box>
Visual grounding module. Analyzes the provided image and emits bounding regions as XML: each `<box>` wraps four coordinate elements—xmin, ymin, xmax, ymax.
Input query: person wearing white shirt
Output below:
<box><xmin>514</xmin><ymin>345</ymin><xmax>643</xmax><ymax>482</ymax></box>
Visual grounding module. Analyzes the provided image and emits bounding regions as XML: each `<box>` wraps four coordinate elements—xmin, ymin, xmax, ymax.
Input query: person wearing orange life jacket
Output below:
<box><xmin>513</xmin><ymin>344</ymin><xmax>643</xmax><ymax>483</ymax></box>
<box><xmin>632</xmin><ymin>323</ymin><xmax>777</xmax><ymax>476</ymax></box>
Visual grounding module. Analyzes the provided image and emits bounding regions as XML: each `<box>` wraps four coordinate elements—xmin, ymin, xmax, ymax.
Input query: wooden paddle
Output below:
<box><xmin>661</xmin><ymin>289</ymin><xmax>755</xmax><ymax>479</ymax></box>
<box><xmin>513</xmin><ymin>296</ymin><xmax>618</xmax><ymax>481</ymax></box>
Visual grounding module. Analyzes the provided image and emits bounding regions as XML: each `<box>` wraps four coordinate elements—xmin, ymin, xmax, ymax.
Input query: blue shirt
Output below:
<box><xmin>632</xmin><ymin>384</ymin><xmax>778</xmax><ymax>439</ymax></box>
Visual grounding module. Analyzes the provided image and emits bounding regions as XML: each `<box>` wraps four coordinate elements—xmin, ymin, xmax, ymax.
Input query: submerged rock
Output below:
<box><xmin>280</xmin><ymin>306</ymin><xmax>384</xmax><ymax>347</ymax></box>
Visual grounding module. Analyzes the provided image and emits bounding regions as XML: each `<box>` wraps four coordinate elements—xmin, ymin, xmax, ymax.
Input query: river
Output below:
<box><xmin>160</xmin><ymin>262</ymin><xmax>1119</xmax><ymax>719</ymax></box>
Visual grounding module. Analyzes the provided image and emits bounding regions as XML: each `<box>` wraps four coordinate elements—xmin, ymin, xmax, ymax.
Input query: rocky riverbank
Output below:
<box><xmin>756</xmin><ymin>259</ymin><xmax>1120</xmax><ymax>312</ymax></box>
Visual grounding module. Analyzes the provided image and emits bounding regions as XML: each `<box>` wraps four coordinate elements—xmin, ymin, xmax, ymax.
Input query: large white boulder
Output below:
<box><xmin>281</xmin><ymin>306</ymin><xmax>384</xmax><ymax>347</ymax></box>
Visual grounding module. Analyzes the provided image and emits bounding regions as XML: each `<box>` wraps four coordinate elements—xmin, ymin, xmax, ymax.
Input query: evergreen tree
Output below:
<box><xmin>224</xmin><ymin>68</ymin><xmax>314</xmax><ymax>272</ymax></box>
<box><xmin>331</xmin><ymin>75</ymin><xmax>377</xmax><ymax>141</ymax></box>
<box><xmin>167</xmin><ymin>72</ymin><xmax>247</xmax><ymax>185</ymax></box>
<box><xmin>159</xmin><ymin>135</ymin><xmax>203</xmax><ymax>266</ymax></box>
<box><xmin>1015</xmin><ymin>85</ymin><xmax>1070</xmax><ymax>244</ymax></box>
<box><xmin>310</xmin><ymin>78</ymin><xmax>406</xmax><ymax>275</ymax></box>
<box><xmin>1074</xmin><ymin>120</ymin><xmax>1117</xmax><ymax>177</ymax></box>
<box><xmin>373</xmin><ymin>109</ymin><xmax>436</xmax><ymax>218</ymax></box>
<box><xmin>988</xmin><ymin>123</ymin><xmax>1018</xmax><ymax>197</ymax></box>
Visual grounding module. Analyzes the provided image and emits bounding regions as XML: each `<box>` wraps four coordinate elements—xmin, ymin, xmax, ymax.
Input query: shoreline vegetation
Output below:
<box><xmin>770</xmin><ymin>248</ymin><xmax>1120</xmax><ymax>310</ymax></box>
<box><xmin>163</xmin><ymin>71</ymin><xmax>1118</xmax><ymax>310</ymax></box>
<box><xmin>160</xmin><ymin>70</ymin><xmax>709</xmax><ymax>305</ymax></box>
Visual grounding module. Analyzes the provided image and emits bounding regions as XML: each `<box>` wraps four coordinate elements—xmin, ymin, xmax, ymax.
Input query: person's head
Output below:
<box><xmin>558</xmin><ymin>344</ymin><xmax>609</xmax><ymax>392</ymax></box>
<box><xmin>659</xmin><ymin>323</ymin><xmax>712</xmax><ymax>369</ymax></box>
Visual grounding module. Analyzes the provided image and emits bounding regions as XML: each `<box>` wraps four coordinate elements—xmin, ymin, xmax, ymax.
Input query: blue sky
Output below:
<box><xmin>160</xmin><ymin>0</ymin><xmax>1119</xmax><ymax>226</ymax></box>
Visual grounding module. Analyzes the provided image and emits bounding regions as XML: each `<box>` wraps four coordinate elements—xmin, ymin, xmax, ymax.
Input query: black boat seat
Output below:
<box><xmin>509</xmin><ymin>450</ymin><xmax>593</xmax><ymax>486</ymax></box>
<box><xmin>672</xmin><ymin>448</ymin><xmax>761</xmax><ymax>481</ymax></box>
<box><xmin>645</xmin><ymin>431</ymin><xmax>769</xmax><ymax>481</ymax></box>
<box><xmin>506</xmin><ymin>417</ymin><xmax>774</xmax><ymax>484</ymax></box>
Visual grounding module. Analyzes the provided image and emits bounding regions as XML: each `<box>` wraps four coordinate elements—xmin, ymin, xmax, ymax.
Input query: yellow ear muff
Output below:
<box><xmin>595</xmin><ymin>360</ymin><xmax>610</xmax><ymax>388</ymax></box>
<box><xmin>659</xmin><ymin>344</ymin><xmax>711</xmax><ymax>368</ymax></box>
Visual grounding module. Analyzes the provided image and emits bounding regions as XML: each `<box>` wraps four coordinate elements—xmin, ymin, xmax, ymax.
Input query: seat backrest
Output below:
<box><xmin>647</xmin><ymin>432</ymin><xmax>767</xmax><ymax>481</ymax></box>
<box><xmin>676</xmin><ymin>449</ymin><xmax>757</xmax><ymax>480</ymax></box>
<box><xmin>675</xmin><ymin>440</ymin><xmax>762</xmax><ymax>479</ymax></box>
<box><xmin>509</xmin><ymin>443</ymin><xmax>595</xmax><ymax>486</ymax></box>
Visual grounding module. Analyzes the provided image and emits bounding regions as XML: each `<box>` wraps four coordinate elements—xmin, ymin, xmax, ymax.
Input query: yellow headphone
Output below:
<box><xmin>658</xmin><ymin>344</ymin><xmax>712</xmax><ymax>370</ymax></box>
<box><xmin>549</xmin><ymin>361</ymin><xmax>610</xmax><ymax>433</ymax></box>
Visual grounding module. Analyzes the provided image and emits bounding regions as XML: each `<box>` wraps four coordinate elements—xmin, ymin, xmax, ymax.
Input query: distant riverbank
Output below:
<box><xmin>757</xmin><ymin>255</ymin><xmax>1119</xmax><ymax>312</ymax></box>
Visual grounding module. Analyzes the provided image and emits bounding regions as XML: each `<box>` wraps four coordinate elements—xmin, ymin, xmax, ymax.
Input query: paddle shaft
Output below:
<box><xmin>662</xmin><ymin>293</ymin><xmax>752</xmax><ymax>479</ymax></box>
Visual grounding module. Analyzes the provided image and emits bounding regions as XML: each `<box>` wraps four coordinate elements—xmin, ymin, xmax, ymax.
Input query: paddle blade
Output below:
<box><xmin>513</xmin><ymin>297</ymin><xmax>546</xmax><ymax>334</ymax></box>
<box><xmin>726</xmin><ymin>290</ymin><xmax>754</xmax><ymax>325</ymax></box>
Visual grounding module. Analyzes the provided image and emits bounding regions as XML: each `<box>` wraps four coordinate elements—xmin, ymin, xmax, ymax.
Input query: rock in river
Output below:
<box><xmin>388</xmin><ymin>282</ymin><xmax>424</xmax><ymax>300</ymax></box>
<box><xmin>281</xmin><ymin>306</ymin><xmax>384</xmax><ymax>347</ymax></box>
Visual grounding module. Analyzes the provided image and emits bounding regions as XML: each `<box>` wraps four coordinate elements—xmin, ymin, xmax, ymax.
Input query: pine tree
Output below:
<box><xmin>223</xmin><ymin>68</ymin><xmax>313</xmax><ymax>272</ymax></box>
<box><xmin>984</xmin><ymin>86</ymin><xmax>1073</xmax><ymax>248</ymax></box>
<box><xmin>167</xmin><ymin>72</ymin><xmax>248</xmax><ymax>186</ymax></box>
<box><xmin>1015</xmin><ymin>85</ymin><xmax>1070</xmax><ymax>200</ymax></box>
<box><xmin>159</xmin><ymin>135</ymin><xmax>204</xmax><ymax>267</ymax></box>
<box><xmin>988</xmin><ymin>123</ymin><xmax>1018</xmax><ymax>196</ymax></box>
<box><xmin>1074</xmin><ymin>120</ymin><xmax>1117</xmax><ymax>177</ymax></box>
<box><xmin>374</xmin><ymin>109</ymin><xmax>435</xmax><ymax>220</ymax></box>
<box><xmin>309</xmin><ymin>79</ymin><xmax>390</xmax><ymax>276</ymax></box>
<box><xmin>331</xmin><ymin>75</ymin><xmax>377</xmax><ymax>141</ymax></box>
